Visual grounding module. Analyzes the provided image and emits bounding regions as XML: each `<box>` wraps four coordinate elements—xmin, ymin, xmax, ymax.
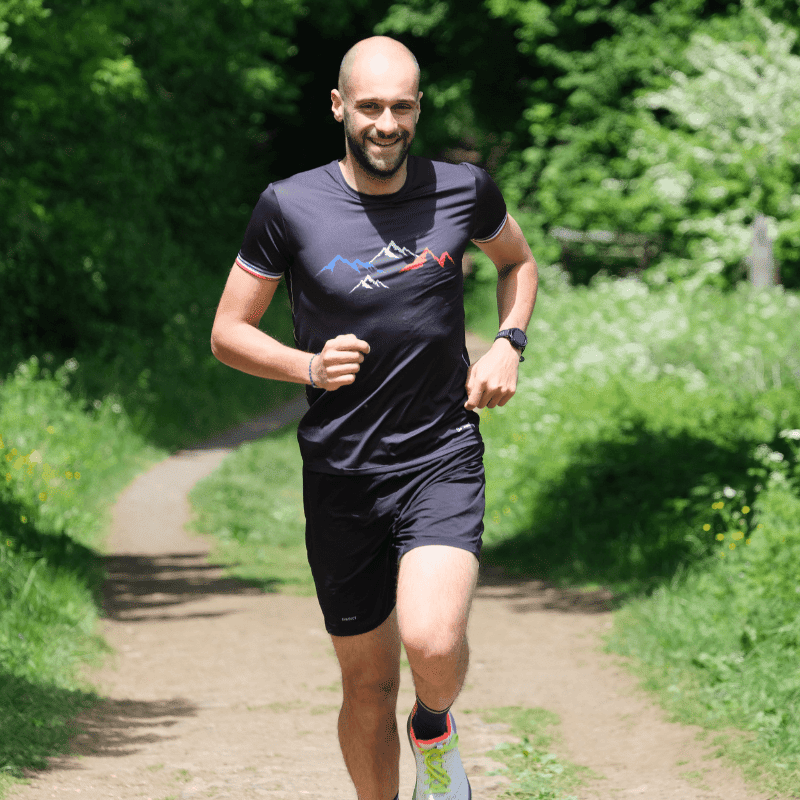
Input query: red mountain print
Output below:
<box><xmin>400</xmin><ymin>248</ymin><xmax>454</xmax><ymax>272</ymax></box>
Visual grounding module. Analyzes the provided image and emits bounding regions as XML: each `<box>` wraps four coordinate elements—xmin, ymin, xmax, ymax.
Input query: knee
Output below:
<box><xmin>341</xmin><ymin>665</ymin><xmax>400</xmax><ymax>709</ymax></box>
<box><xmin>403</xmin><ymin>627</ymin><xmax>466</xmax><ymax>666</ymax></box>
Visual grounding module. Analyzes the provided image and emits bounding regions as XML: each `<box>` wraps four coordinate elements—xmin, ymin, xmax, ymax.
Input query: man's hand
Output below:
<box><xmin>310</xmin><ymin>334</ymin><xmax>370</xmax><ymax>390</ymax></box>
<box><xmin>464</xmin><ymin>338</ymin><xmax>521</xmax><ymax>410</ymax></box>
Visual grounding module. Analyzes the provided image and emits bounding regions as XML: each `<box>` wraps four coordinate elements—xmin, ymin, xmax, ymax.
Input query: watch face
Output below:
<box><xmin>509</xmin><ymin>329</ymin><xmax>527</xmax><ymax>348</ymax></box>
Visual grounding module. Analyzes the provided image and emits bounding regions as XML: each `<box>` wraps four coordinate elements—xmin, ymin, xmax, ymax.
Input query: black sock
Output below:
<box><xmin>411</xmin><ymin>697</ymin><xmax>449</xmax><ymax>741</ymax></box>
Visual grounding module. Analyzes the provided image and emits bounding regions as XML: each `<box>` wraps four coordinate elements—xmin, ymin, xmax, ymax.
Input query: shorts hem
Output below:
<box><xmin>397</xmin><ymin>540</ymin><xmax>482</xmax><ymax>561</ymax></box>
<box><xmin>325</xmin><ymin>603</ymin><xmax>396</xmax><ymax>638</ymax></box>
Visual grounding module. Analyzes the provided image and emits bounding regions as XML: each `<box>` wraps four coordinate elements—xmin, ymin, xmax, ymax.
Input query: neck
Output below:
<box><xmin>338</xmin><ymin>153</ymin><xmax>408</xmax><ymax>195</ymax></box>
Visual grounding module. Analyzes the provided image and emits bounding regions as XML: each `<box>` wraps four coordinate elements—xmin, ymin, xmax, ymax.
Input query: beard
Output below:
<box><xmin>344</xmin><ymin>113</ymin><xmax>413</xmax><ymax>180</ymax></box>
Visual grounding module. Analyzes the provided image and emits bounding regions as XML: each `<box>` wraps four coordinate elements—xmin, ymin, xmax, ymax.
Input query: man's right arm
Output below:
<box><xmin>211</xmin><ymin>264</ymin><xmax>369</xmax><ymax>390</ymax></box>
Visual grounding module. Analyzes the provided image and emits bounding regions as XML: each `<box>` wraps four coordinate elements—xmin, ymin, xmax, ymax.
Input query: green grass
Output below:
<box><xmin>608</xmin><ymin>482</ymin><xmax>800</xmax><ymax>797</ymax></box>
<box><xmin>476</xmin><ymin>707</ymin><xmax>592</xmax><ymax>800</ymax></box>
<box><xmin>0</xmin><ymin>359</ymin><xmax>165</xmax><ymax>793</ymax></box>
<box><xmin>470</xmin><ymin>277</ymin><xmax>800</xmax><ymax>592</ymax></box>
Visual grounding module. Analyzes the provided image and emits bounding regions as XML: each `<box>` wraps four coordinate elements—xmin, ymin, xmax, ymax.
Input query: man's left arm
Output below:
<box><xmin>465</xmin><ymin>213</ymin><xmax>538</xmax><ymax>410</ymax></box>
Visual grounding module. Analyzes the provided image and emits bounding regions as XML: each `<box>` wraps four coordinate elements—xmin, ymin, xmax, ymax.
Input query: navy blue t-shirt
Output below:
<box><xmin>236</xmin><ymin>156</ymin><xmax>507</xmax><ymax>474</ymax></box>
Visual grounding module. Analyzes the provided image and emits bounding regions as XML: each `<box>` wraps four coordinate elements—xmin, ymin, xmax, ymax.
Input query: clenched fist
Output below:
<box><xmin>464</xmin><ymin>337</ymin><xmax>520</xmax><ymax>410</ymax></box>
<box><xmin>309</xmin><ymin>334</ymin><xmax>370</xmax><ymax>391</ymax></box>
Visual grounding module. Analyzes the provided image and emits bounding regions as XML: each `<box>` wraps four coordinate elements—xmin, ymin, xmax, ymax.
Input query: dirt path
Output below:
<box><xmin>12</xmin><ymin>334</ymin><xmax>776</xmax><ymax>800</ymax></box>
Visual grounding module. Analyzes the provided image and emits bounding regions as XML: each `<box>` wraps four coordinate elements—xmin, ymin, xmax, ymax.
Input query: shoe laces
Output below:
<box><xmin>422</xmin><ymin>733</ymin><xmax>459</xmax><ymax>793</ymax></box>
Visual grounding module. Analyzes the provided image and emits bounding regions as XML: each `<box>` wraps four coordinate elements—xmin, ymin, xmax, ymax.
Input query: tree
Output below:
<box><xmin>628</xmin><ymin>1</ymin><xmax>800</xmax><ymax>287</ymax></box>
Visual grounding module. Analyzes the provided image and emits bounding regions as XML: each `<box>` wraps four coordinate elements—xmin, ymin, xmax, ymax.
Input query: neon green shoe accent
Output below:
<box><xmin>422</xmin><ymin>733</ymin><xmax>459</xmax><ymax>793</ymax></box>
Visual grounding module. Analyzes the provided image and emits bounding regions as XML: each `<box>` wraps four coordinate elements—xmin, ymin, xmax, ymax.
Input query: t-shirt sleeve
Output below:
<box><xmin>234</xmin><ymin>184</ymin><xmax>292</xmax><ymax>280</ymax></box>
<box><xmin>463</xmin><ymin>163</ymin><xmax>508</xmax><ymax>242</ymax></box>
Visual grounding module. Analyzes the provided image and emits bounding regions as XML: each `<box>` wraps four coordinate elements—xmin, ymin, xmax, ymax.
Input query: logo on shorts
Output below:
<box><xmin>455</xmin><ymin>423</ymin><xmax>475</xmax><ymax>433</ymax></box>
<box><xmin>342</xmin><ymin>616</ymin><xmax>357</xmax><ymax>622</ymax></box>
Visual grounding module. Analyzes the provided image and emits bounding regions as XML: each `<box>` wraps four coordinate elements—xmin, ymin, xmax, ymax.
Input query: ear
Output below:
<box><xmin>331</xmin><ymin>89</ymin><xmax>344</xmax><ymax>123</ymax></box>
<box><xmin>416</xmin><ymin>91</ymin><xmax>423</xmax><ymax>121</ymax></box>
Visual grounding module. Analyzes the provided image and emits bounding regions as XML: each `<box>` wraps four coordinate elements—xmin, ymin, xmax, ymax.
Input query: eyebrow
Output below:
<box><xmin>354</xmin><ymin>96</ymin><xmax>417</xmax><ymax>104</ymax></box>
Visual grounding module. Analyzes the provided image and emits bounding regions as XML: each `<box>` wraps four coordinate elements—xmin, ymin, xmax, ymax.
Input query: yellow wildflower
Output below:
<box><xmin>703</xmin><ymin>524</ymin><xmax>711</xmax><ymax>531</ymax></box>
<box><xmin>742</xmin><ymin>506</ymin><xmax>750</xmax><ymax>514</ymax></box>
<box><xmin>716</xmin><ymin>533</ymin><xmax>725</xmax><ymax>541</ymax></box>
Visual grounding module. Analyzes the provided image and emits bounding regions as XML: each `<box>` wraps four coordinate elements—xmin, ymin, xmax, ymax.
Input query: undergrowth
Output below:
<box><xmin>0</xmin><ymin>358</ymin><xmax>163</xmax><ymax>790</ymax></box>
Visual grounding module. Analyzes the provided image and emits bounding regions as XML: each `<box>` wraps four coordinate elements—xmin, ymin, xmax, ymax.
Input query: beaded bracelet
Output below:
<box><xmin>309</xmin><ymin>352</ymin><xmax>321</xmax><ymax>388</ymax></box>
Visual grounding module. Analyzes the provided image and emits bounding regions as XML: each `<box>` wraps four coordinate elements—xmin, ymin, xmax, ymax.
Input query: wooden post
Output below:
<box><xmin>748</xmin><ymin>214</ymin><xmax>779</xmax><ymax>287</ymax></box>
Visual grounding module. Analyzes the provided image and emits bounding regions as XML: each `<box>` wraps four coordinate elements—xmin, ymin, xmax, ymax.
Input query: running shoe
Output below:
<box><xmin>407</xmin><ymin>709</ymin><xmax>471</xmax><ymax>800</ymax></box>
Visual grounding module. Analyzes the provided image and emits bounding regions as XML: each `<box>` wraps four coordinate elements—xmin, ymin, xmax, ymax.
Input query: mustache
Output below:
<box><xmin>367</xmin><ymin>132</ymin><xmax>408</xmax><ymax>143</ymax></box>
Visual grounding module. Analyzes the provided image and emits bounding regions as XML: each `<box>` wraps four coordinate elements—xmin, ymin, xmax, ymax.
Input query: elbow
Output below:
<box><xmin>210</xmin><ymin>325</ymin><xmax>226</xmax><ymax>363</ymax></box>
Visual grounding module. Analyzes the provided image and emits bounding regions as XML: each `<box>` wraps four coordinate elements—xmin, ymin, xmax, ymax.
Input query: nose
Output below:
<box><xmin>374</xmin><ymin>106</ymin><xmax>399</xmax><ymax>138</ymax></box>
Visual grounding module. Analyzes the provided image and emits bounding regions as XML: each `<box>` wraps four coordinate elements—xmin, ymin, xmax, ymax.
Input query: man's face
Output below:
<box><xmin>342</xmin><ymin>96</ymin><xmax>418</xmax><ymax>180</ymax></box>
<box><xmin>334</xmin><ymin>51</ymin><xmax>421</xmax><ymax>181</ymax></box>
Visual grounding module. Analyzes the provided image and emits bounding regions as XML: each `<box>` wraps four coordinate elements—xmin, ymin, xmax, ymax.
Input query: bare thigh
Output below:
<box><xmin>396</xmin><ymin>545</ymin><xmax>479</xmax><ymax>659</ymax></box>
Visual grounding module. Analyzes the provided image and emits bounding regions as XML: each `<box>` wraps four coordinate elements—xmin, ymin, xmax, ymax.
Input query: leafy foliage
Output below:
<box><xmin>476</xmin><ymin>278</ymin><xmax>800</xmax><ymax>593</ymax></box>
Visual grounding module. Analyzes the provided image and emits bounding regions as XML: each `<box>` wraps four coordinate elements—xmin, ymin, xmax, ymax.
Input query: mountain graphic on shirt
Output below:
<box><xmin>319</xmin><ymin>243</ymin><xmax>453</xmax><ymax>290</ymax></box>
<box><xmin>370</xmin><ymin>240</ymin><xmax>418</xmax><ymax>265</ymax></box>
<box><xmin>399</xmin><ymin>248</ymin><xmax>454</xmax><ymax>271</ymax></box>
<box><xmin>319</xmin><ymin>255</ymin><xmax>375</xmax><ymax>275</ymax></box>
<box><xmin>350</xmin><ymin>274</ymin><xmax>390</xmax><ymax>293</ymax></box>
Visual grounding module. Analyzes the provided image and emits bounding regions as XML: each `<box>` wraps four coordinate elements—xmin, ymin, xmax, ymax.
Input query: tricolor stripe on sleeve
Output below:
<box><xmin>235</xmin><ymin>255</ymin><xmax>282</xmax><ymax>281</ymax></box>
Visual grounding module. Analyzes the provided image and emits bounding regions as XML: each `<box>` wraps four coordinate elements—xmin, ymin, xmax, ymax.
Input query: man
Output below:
<box><xmin>211</xmin><ymin>36</ymin><xmax>537</xmax><ymax>800</ymax></box>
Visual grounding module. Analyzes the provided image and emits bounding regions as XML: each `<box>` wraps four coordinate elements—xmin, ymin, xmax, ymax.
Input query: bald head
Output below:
<box><xmin>338</xmin><ymin>36</ymin><xmax>420</xmax><ymax>102</ymax></box>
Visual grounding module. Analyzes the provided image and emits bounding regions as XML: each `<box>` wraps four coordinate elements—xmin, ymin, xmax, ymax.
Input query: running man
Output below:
<box><xmin>211</xmin><ymin>35</ymin><xmax>537</xmax><ymax>800</ymax></box>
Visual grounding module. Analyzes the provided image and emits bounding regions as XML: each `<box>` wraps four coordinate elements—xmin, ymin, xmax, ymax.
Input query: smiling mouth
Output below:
<box><xmin>369</xmin><ymin>138</ymin><xmax>401</xmax><ymax>148</ymax></box>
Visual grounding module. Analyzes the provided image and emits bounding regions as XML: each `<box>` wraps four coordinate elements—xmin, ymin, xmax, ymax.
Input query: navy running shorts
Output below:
<box><xmin>303</xmin><ymin>443</ymin><xmax>485</xmax><ymax>637</ymax></box>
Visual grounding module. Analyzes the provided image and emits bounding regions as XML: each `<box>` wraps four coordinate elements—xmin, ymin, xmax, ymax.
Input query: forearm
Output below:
<box><xmin>211</xmin><ymin>320</ymin><xmax>312</xmax><ymax>385</ymax></box>
<box><xmin>496</xmin><ymin>255</ymin><xmax>538</xmax><ymax>331</ymax></box>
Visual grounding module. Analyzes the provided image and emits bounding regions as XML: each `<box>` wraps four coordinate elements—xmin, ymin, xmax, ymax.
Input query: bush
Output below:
<box><xmin>0</xmin><ymin>357</ymin><xmax>160</xmax><ymax>781</ymax></box>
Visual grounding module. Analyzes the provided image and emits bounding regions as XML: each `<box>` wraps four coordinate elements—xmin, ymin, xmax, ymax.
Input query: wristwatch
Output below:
<box><xmin>495</xmin><ymin>328</ymin><xmax>527</xmax><ymax>362</ymax></box>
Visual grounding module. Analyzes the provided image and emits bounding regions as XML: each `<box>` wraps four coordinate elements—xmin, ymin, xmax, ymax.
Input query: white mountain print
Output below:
<box><xmin>369</xmin><ymin>240</ymin><xmax>418</xmax><ymax>264</ymax></box>
<box><xmin>350</xmin><ymin>274</ymin><xmax>390</xmax><ymax>292</ymax></box>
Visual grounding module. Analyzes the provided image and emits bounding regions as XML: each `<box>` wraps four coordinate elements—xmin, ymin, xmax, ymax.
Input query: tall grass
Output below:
<box><xmin>471</xmin><ymin>270</ymin><xmax>800</xmax><ymax>590</ymax></box>
<box><xmin>0</xmin><ymin>358</ymin><xmax>164</xmax><ymax>789</ymax></box>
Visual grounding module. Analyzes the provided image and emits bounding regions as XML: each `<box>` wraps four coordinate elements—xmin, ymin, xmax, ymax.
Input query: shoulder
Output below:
<box><xmin>405</xmin><ymin>157</ymin><xmax>495</xmax><ymax>196</ymax></box>
<box><xmin>266</xmin><ymin>161</ymin><xmax>339</xmax><ymax>199</ymax></box>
